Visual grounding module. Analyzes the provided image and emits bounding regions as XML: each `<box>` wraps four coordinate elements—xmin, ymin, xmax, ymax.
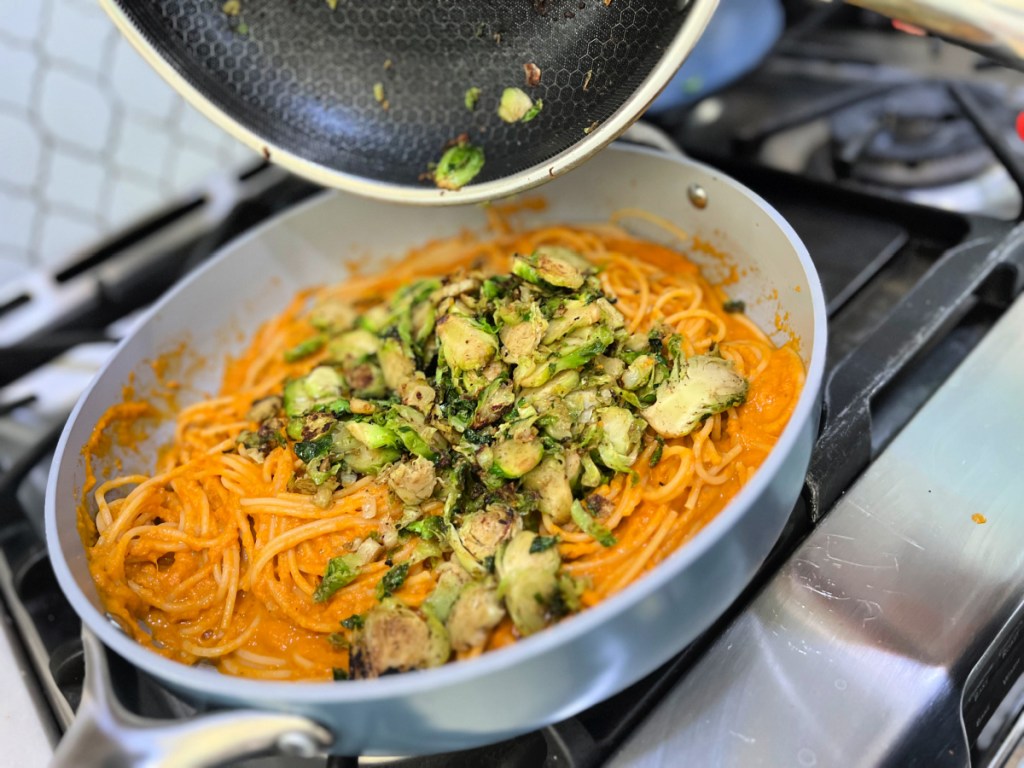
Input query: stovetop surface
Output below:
<box><xmin>4</xmin><ymin>12</ymin><xmax>1024</xmax><ymax>768</ymax></box>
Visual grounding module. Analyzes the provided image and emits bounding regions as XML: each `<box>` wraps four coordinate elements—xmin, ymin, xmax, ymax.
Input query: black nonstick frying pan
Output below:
<box><xmin>99</xmin><ymin>0</ymin><xmax>717</xmax><ymax>203</ymax></box>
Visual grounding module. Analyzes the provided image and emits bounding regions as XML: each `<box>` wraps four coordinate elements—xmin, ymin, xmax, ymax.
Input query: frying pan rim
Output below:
<box><xmin>96</xmin><ymin>0</ymin><xmax>720</xmax><ymax>204</ymax></box>
<box><xmin>45</xmin><ymin>144</ymin><xmax>827</xmax><ymax>704</ymax></box>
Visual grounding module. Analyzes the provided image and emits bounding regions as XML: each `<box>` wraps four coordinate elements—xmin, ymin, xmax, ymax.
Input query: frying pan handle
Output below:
<box><xmin>51</xmin><ymin>628</ymin><xmax>334</xmax><ymax>768</ymax></box>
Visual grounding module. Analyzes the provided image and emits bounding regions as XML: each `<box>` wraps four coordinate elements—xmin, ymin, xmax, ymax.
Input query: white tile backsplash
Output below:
<box><xmin>43</xmin><ymin>2</ymin><xmax>110</xmax><ymax>72</ymax></box>
<box><xmin>0</xmin><ymin>43</ymin><xmax>35</xmax><ymax>110</ymax></box>
<box><xmin>44</xmin><ymin>149</ymin><xmax>105</xmax><ymax>213</ymax></box>
<box><xmin>110</xmin><ymin>38</ymin><xmax>178</xmax><ymax>121</ymax></box>
<box><xmin>107</xmin><ymin>175</ymin><xmax>166</xmax><ymax>231</ymax></box>
<box><xmin>0</xmin><ymin>1</ymin><xmax>257</xmax><ymax>276</ymax></box>
<box><xmin>0</xmin><ymin>0</ymin><xmax>44</xmax><ymax>44</ymax></box>
<box><xmin>0</xmin><ymin>112</ymin><xmax>41</xmax><ymax>188</ymax></box>
<box><xmin>114</xmin><ymin>116</ymin><xmax>173</xmax><ymax>182</ymax></box>
<box><xmin>39</xmin><ymin>69</ymin><xmax>112</xmax><ymax>153</ymax></box>
<box><xmin>37</xmin><ymin>210</ymin><xmax>100</xmax><ymax>269</ymax></box>
<box><xmin>0</xmin><ymin>190</ymin><xmax>36</xmax><ymax>252</ymax></box>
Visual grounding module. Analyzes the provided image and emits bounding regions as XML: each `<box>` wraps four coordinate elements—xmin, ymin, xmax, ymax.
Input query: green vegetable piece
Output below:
<box><xmin>384</xmin><ymin>456</ymin><xmax>436</xmax><ymax>505</ymax></box>
<box><xmin>412</xmin><ymin>302</ymin><xmax>437</xmax><ymax>345</ymax></box>
<box><xmin>376</xmin><ymin>562</ymin><xmax>410</xmax><ymax>600</ymax></box>
<box><xmin>498</xmin><ymin>313</ymin><xmax>548</xmax><ymax>364</ymax></box>
<box><xmin>332</xmin><ymin>668</ymin><xmax>348</xmax><ymax>681</ymax></box>
<box><xmin>471</xmin><ymin>378</ymin><xmax>515</xmax><ymax>428</ymax></box>
<box><xmin>378</xmin><ymin>337</ymin><xmax>416</xmax><ymax>390</ymax></box>
<box><xmin>570</xmin><ymin>500</ymin><xmax>616</xmax><ymax>547</ymax></box>
<box><xmin>553</xmin><ymin>326</ymin><xmax>614</xmax><ymax>373</ymax></box>
<box><xmin>314</xmin><ymin>555</ymin><xmax>360</xmax><ymax>602</ymax></box>
<box><xmin>284</xmin><ymin>334</ymin><xmax>326</xmax><ymax>363</ymax></box>
<box><xmin>456</xmin><ymin>505</ymin><xmax>522</xmax><ymax>564</ymax></box>
<box><xmin>497</xmin><ymin>87</ymin><xmax>535</xmax><ymax>123</ymax></box>
<box><xmin>283</xmin><ymin>379</ymin><xmax>313</xmax><ymax>418</ymax></box>
<box><xmin>348</xmin><ymin>601</ymin><xmax>450</xmax><ymax>679</ymax></box>
<box><xmin>722</xmin><ymin>299</ymin><xmax>746</xmax><ymax>314</ymax></box>
<box><xmin>434</xmin><ymin>142</ymin><xmax>485</xmax><ymax>191</ymax></box>
<box><xmin>404</xmin><ymin>515</ymin><xmax>447</xmax><ymax>542</ymax></box>
<box><xmin>436</xmin><ymin>315</ymin><xmax>498</xmax><ymax>372</ymax></box>
<box><xmin>530</xmin><ymin>535</ymin><xmax>559</xmax><ymax>553</ymax></box>
<box><xmin>640</xmin><ymin>354</ymin><xmax>749</xmax><ymax>438</ymax></box>
<box><xmin>522</xmin><ymin>455</ymin><xmax>573</xmax><ymax>524</ymax></box>
<box><xmin>309</xmin><ymin>299</ymin><xmax>356</xmax><ymax>333</ymax></box>
<box><xmin>446</xmin><ymin>581</ymin><xmax>505</xmax><ymax>652</ymax></box>
<box><xmin>423</xmin><ymin>565</ymin><xmax>471</xmax><ymax>623</ymax></box>
<box><xmin>512</xmin><ymin>250</ymin><xmax>584</xmax><ymax>290</ymax></box>
<box><xmin>543</xmin><ymin>301</ymin><xmax>603</xmax><ymax>345</ymax></box>
<box><xmin>596</xmin><ymin>406</ymin><xmax>645</xmax><ymax>474</ymax></box>
<box><xmin>496</xmin><ymin>531</ymin><xmax>561</xmax><ymax>636</ymax></box>
<box><xmin>327</xmin><ymin>329</ymin><xmax>380</xmax><ymax>362</ymax></box>
<box><xmin>650</xmin><ymin>436</ymin><xmax>665</xmax><ymax>467</ymax></box>
<box><xmin>331</xmin><ymin>424</ymin><xmax>401</xmax><ymax>475</ymax></box>
<box><xmin>294</xmin><ymin>434</ymin><xmax>333</xmax><ymax>464</ymax></box>
<box><xmin>521</xmin><ymin>98</ymin><xmax>543</xmax><ymax>122</ymax></box>
<box><xmin>341</xmin><ymin>614</ymin><xmax>365</xmax><ymax>630</ymax></box>
<box><xmin>342</xmin><ymin>362</ymin><xmax>386</xmax><ymax>399</ymax></box>
<box><xmin>621</xmin><ymin>354</ymin><xmax>657</xmax><ymax>390</ymax></box>
<box><xmin>464</xmin><ymin>86</ymin><xmax>481</xmax><ymax>111</ymax></box>
<box><xmin>391</xmin><ymin>423</ymin><xmax>438</xmax><ymax>460</ymax></box>
<box><xmin>357</xmin><ymin>305</ymin><xmax>391</xmax><ymax>333</ymax></box>
<box><xmin>344</xmin><ymin>421</ymin><xmax>399</xmax><ymax>450</ymax></box>
<box><xmin>490</xmin><ymin>437</ymin><xmax>544</xmax><ymax>479</ymax></box>
<box><xmin>304</xmin><ymin>366</ymin><xmax>344</xmax><ymax>399</ymax></box>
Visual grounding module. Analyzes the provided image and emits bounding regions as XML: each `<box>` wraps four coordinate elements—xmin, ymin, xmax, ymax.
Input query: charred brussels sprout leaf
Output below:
<box><xmin>436</xmin><ymin>315</ymin><xmax>498</xmax><ymax>372</ymax></box>
<box><xmin>349</xmin><ymin>601</ymin><xmax>450</xmax><ymax>679</ymax></box>
<box><xmin>447</xmin><ymin>581</ymin><xmax>505</xmax><ymax>652</ymax></box>
<box><xmin>332</xmin><ymin>668</ymin><xmax>349</xmax><ymax>681</ymax></box>
<box><xmin>570</xmin><ymin>500</ymin><xmax>616</xmax><ymax>547</ymax></box>
<box><xmin>314</xmin><ymin>555</ymin><xmax>359</xmax><ymax>602</ymax></box>
<box><xmin>522</xmin><ymin>455</ymin><xmax>573</xmax><ymax>524</ymax></box>
<box><xmin>722</xmin><ymin>299</ymin><xmax>746</xmax><ymax>314</ymax></box>
<box><xmin>284</xmin><ymin>334</ymin><xmax>326</xmax><ymax>363</ymax></box>
<box><xmin>403</xmin><ymin>515</ymin><xmax>447</xmax><ymax>542</ymax></box>
<box><xmin>294</xmin><ymin>435</ymin><xmax>333</xmax><ymax>463</ymax></box>
<box><xmin>377</xmin><ymin>562</ymin><xmax>410</xmax><ymax>600</ymax></box>
<box><xmin>512</xmin><ymin>250</ymin><xmax>584</xmax><ymax>290</ymax></box>
<box><xmin>341</xmin><ymin>614</ymin><xmax>365</xmax><ymax>630</ymax></box>
<box><xmin>530</xmin><ymin>535</ymin><xmax>559</xmax><ymax>553</ymax></box>
<box><xmin>650</xmin><ymin>436</ymin><xmax>665</xmax><ymax>467</ymax></box>
<box><xmin>464</xmin><ymin>86</ymin><xmax>481</xmax><ymax>111</ymax></box>
<box><xmin>434</xmin><ymin>142</ymin><xmax>485</xmax><ymax>191</ymax></box>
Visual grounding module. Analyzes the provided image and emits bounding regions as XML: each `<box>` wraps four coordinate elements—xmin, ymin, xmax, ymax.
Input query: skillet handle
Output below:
<box><xmin>51</xmin><ymin>628</ymin><xmax>334</xmax><ymax>768</ymax></box>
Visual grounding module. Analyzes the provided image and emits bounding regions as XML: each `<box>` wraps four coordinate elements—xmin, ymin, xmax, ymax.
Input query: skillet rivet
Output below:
<box><xmin>687</xmin><ymin>184</ymin><xmax>708</xmax><ymax>209</ymax></box>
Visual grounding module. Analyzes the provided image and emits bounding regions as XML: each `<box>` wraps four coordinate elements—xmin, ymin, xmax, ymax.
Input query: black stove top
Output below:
<box><xmin>3</xmin><ymin>15</ymin><xmax>1024</xmax><ymax>768</ymax></box>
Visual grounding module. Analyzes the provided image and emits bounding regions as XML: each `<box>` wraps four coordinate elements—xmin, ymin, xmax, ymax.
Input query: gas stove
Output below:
<box><xmin>3</xmin><ymin>11</ymin><xmax>1024</xmax><ymax>768</ymax></box>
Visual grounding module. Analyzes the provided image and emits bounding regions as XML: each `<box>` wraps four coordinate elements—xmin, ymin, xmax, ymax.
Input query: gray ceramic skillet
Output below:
<box><xmin>45</xmin><ymin>145</ymin><xmax>827</xmax><ymax>764</ymax></box>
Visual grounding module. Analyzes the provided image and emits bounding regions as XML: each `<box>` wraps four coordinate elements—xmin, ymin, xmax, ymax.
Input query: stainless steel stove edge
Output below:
<box><xmin>608</xmin><ymin>292</ymin><xmax>1024</xmax><ymax>767</ymax></box>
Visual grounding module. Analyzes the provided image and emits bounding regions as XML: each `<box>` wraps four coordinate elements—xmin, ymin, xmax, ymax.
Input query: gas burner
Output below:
<box><xmin>775</xmin><ymin>81</ymin><xmax>1024</xmax><ymax>219</ymax></box>
<box><xmin>829</xmin><ymin>83</ymin><xmax>993</xmax><ymax>188</ymax></box>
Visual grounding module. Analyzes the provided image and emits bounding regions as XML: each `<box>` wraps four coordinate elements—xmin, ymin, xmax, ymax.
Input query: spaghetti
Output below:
<box><xmin>80</xmin><ymin>218</ymin><xmax>805</xmax><ymax>681</ymax></box>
